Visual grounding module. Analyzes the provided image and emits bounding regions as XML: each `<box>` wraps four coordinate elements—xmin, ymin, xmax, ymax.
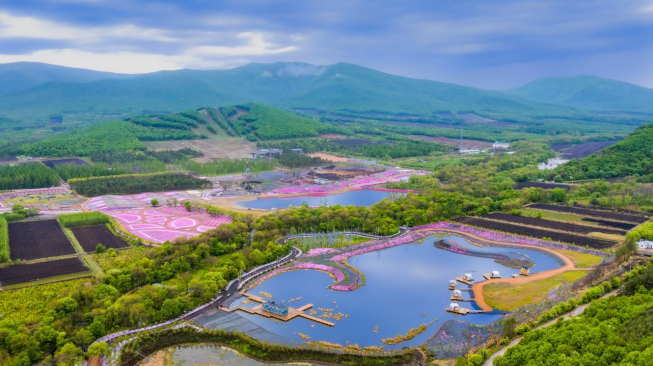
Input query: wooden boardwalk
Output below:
<box><xmin>483</xmin><ymin>273</ymin><xmax>501</xmax><ymax>280</ymax></box>
<box><xmin>455</xmin><ymin>276</ymin><xmax>474</xmax><ymax>285</ymax></box>
<box><xmin>221</xmin><ymin>292</ymin><xmax>335</xmax><ymax>327</ymax></box>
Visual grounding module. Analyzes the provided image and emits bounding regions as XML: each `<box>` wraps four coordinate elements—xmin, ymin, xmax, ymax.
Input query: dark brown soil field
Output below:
<box><xmin>457</xmin><ymin>113</ymin><xmax>516</xmax><ymax>127</ymax></box>
<box><xmin>484</xmin><ymin>212</ymin><xmax>626</xmax><ymax>235</ymax></box>
<box><xmin>550</xmin><ymin>141</ymin><xmax>619</xmax><ymax>159</ymax></box>
<box><xmin>0</xmin><ymin>257</ymin><xmax>88</xmax><ymax>286</ymax></box>
<box><xmin>71</xmin><ymin>225</ymin><xmax>129</xmax><ymax>252</ymax></box>
<box><xmin>527</xmin><ymin>203</ymin><xmax>648</xmax><ymax>223</ymax></box>
<box><xmin>43</xmin><ymin>158</ymin><xmax>89</xmax><ymax>168</ymax></box>
<box><xmin>514</xmin><ymin>182</ymin><xmax>571</xmax><ymax>190</ymax></box>
<box><xmin>333</xmin><ymin>139</ymin><xmax>374</xmax><ymax>146</ymax></box>
<box><xmin>452</xmin><ymin>216</ymin><xmax>617</xmax><ymax>249</ymax></box>
<box><xmin>581</xmin><ymin>218</ymin><xmax>636</xmax><ymax>230</ymax></box>
<box><xmin>409</xmin><ymin>135</ymin><xmax>493</xmax><ymax>149</ymax></box>
<box><xmin>0</xmin><ymin>156</ymin><xmax>18</xmax><ymax>163</ymax></box>
<box><xmin>8</xmin><ymin>220</ymin><xmax>76</xmax><ymax>260</ymax></box>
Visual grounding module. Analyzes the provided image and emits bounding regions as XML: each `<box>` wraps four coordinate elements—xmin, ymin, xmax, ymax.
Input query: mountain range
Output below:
<box><xmin>0</xmin><ymin>62</ymin><xmax>651</xmax><ymax>123</ymax></box>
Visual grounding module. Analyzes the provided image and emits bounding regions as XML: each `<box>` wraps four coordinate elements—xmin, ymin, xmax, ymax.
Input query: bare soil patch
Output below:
<box><xmin>458</xmin><ymin>113</ymin><xmax>517</xmax><ymax>127</ymax></box>
<box><xmin>72</xmin><ymin>225</ymin><xmax>129</xmax><ymax>252</ymax></box>
<box><xmin>306</xmin><ymin>153</ymin><xmax>349</xmax><ymax>162</ymax></box>
<box><xmin>0</xmin><ymin>257</ymin><xmax>88</xmax><ymax>286</ymax></box>
<box><xmin>318</xmin><ymin>133</ymin><xmax>348</xmax><ymax>139</ymax></box>
<box><xmin>43</xmin><ymin>158</ymin><xmax>88</xmax><ymax>168</ymax></box>
<box><xmin>9</xmin><ymin>220</ymin><xmax>76</xmax><ymax>261</ymax></box>
<box><xmin>527</xmin><ymin>203</ymin><xmax>648</xmax><ymax>223</ymax></box>
<box><xmin>144</xmin><ymin>139</ymin><xmax>256</xmax><ymax>161</ymax></box>
<box><xmin>409</xmin><ymin>135</ymin><xmax>492</xmax><ymax>149</ymax></box>
<box><xmin>550</xmin><ymin>141</ymin><xmax>619</xmax><ymax>159</ymax></box>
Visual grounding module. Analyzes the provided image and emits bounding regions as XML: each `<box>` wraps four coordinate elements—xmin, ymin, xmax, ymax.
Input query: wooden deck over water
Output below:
<box><xmin>483</xmin><ymin>273</ymin><xmax>501</xmax><ymax>280</ymax></box>
<box><xmin>220</xmin><ymin>292</ymin><xmax>335</xmax><ymax>327</ymax></box>
<box><xmin>455</xmin><ymin>276</ymin><xmax>474</xmax><ymax>285</ymax></box>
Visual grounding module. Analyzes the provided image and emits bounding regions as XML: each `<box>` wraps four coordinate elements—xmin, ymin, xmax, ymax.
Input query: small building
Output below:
<box><xmin>637</xmin><ymin>240</ymin><xmax>653</xmax><ymax>250</ymax></box>
<box><xmin>493</xmin><ymin>142</ymin><xmax>510</xmax><ymax>150</ymax></box>
<box><xmin>250</xmin><ymin>149</ymin><xmax>283</xmax><ymax>159</ymax></box>
<box><xmin>452</xmin><ymin>289</ymin><xmax>462</xmax><ymax>299</ymax></box>
<box><xmin>520</xmin><ymin>267</ymin><xmax>530</xmax><ymax>276</ymax></box>
<box><xmin>463</xmin><ymin>273</ymin><xmax>474</xmax><ymax>281</ymax></box>
<box><xmin>449</xmin><ymin>302</ymin><xmax>460</xmax><ymax>311</ymax></box>
<box><xmin>491</xmin><ymin>270</ymin><xmax>501</xmax><ymax>278</ymax></box>
<box><xmin>449</xmin><ymin>280</ymin><xmax>456</xmax><ymax>290</ymax></box>
<box><xmin>262</xmin><ymin>301</ymin><xmax>288</xmax><ymax>316</ymax></box>
<box><xmin>291</xmin><ymin>148</ymin><xmax>303</xmax><ymax>153</ymax></box>
<box><xmin>460</xmin><ymin>149</ymin><xmax>481</xmax><ymax>154</ymax></box>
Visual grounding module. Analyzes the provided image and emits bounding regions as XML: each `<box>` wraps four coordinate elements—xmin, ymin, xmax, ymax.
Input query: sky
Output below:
<box><xmin>0</xmin><ymin>0</ymin><xmax>652</xmax><ymax>89</ymax></box>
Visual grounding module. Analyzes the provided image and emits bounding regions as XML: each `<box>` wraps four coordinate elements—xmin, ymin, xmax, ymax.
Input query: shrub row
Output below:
<box><xmin>119</xmin><ymin>326</ymin><xmax>414</xmax><ymax>366</ymax></box>
<box><xmin>0</xmin><ymin>217</ymin><xmax>8</xmax><ymax>263</ymax></box>
<box><xmin>58</xmin><ymin>212</ymin><xmax>111</xmax><ymax>229</ymax></box>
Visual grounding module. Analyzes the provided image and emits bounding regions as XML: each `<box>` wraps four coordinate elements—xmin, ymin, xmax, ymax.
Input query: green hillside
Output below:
<box><xmin>221</xmin><ymin>103</ymin><xmax>350</xmax><ymax>140</ymax></box>
<box><xmin>0</xmin><ymin>62</ymin><xmax>135</xmax><ymax>95</ymax></box>
<box><xmin>554</xmin><ymin>123</ymin><xmax>653</xmax><ymax>179</ymax></box>
<box><xmin>0</xmin><ymin>62</ymin><xmax>579</xmax><ymax>122</ymax></box>
<box><xmin>506</xmin><ymin>75</ymin><xmax>653</xmax><ymax>113</ymax></box>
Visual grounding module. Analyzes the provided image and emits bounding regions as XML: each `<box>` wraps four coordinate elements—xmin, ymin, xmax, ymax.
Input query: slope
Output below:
<box><xmin>0</xmin><ymin>62</ymin><xmax>579</xmax><ymax>122</ymax></box>
<box><xmin>554</xmin><ymin>123</ymin><xmax>653</xmax><ymax>179</ymax></box>
<box><xmin>505</xmin><ymin>75</ymin><xmax>653</xmax><ymax>113</ymax></box>
<box><xmin>0</xmin><ymin>62</ymin><xmax>135</xmax><ymax>95</ymax></box>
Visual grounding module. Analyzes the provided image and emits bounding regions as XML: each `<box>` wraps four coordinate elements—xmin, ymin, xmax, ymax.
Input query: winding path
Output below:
<box><xmin>414</xmin><ymin>228</ymin><xmax>590</xmax><ymax>312</ymax></box>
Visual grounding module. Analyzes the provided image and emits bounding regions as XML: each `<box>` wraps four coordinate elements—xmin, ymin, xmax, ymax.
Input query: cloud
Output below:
<box><xmin>0</xmin><ymin>49</ymin><xmax>189</xmax><ymax>73</ymax></box>
<box><xmin>0</xmin><ymin>12</ymin><xmax>177</xmax><ymax>43</ymax></box>
<box><xmin>189</xmin><ymin>32</ymin><xmax>296</xmax><ymax>56</ymax></box>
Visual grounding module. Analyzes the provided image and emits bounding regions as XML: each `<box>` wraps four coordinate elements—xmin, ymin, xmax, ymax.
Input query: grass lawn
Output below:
<box><xmin>484</xmin><ymin>271</ymin><xmax>587</xmax><ymax>311</ymax></box>
<box><xmin>551</xmin><ymin>248</ymin><xmax>603</xmax><ymax>268</ymax></box>
<box><xmin>521</xmin><ymin>209</ymin><xmax>585</xmax><ymax>222</ymax></box>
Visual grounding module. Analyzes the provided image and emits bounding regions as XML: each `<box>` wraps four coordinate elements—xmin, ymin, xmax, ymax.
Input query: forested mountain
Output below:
<box><xmin>554</xmin><ymin>123</ymin><xmax>653</xmax><ymax>180</ymax></box>
<box><xmin>505</xmin><ymin>75</ymin><xmax>653</xmax><ymax>113</ymax></box>
<box><xmin>0</xmin><ymin>62</ymin><xmax>579</xmax><ymax>122</ymax></box>
<box><xmin>0</xmin><ymin>62</ymin><xmax>135</xmax><ymax>95</ymax></box>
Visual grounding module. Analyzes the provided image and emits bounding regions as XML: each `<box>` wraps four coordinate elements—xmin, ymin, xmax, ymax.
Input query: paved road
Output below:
<box><xmin>482</xmin><ymin>289</ymin><xmax>618</xmax><ymax>366</ymax></box>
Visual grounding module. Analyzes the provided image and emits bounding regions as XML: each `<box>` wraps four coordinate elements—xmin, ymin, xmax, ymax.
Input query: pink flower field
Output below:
<box><xmin>107</xmin><ymin>206</ymin><xmax>232</xmax><ymax>243</ymax></box>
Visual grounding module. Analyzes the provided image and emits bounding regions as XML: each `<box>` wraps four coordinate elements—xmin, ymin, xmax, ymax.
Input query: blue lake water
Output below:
<box><xmin>236</xmin><ymin>190</ymin><xmax>400</xmax><ymax>209</ymax></box>
<box><xmin>204</xmin><ymin>234</ymin><xmax>562</xmax><ymax>349</ymax></box>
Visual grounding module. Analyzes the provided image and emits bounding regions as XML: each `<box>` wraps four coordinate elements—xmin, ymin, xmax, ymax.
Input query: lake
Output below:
<box><xmin>200</xmin><ymin>234</ymin><xmax>562</xmax><ymax>349</ymax></box>
<box><xmin>236</xmin><ymin>189</ymin><xmax>400</xmax><ymax>210</ymax></box>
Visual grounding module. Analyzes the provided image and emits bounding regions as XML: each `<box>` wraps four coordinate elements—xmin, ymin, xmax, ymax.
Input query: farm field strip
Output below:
<box><xmin>0</xmin><ymin>257</ymin><xmax>90</xmax><ymax>287</ymax></box>
<box><xmin>451</xmin><ymin>216</ymin><xmax>617</xmax><ymax>249</ymax></box>
<box><xmin>581</xmin><ymin>217</ymin><xmax>636</xmax><ymax>230</ymax></box>
<box><xmin>484</xmin><ymin>212</ymin><xmax>627</xmax><ymax>236</ymax></box>
<box><xmin>8</xmin><ymin>220</ymin><xmax>76</xmax><ymax>261</ymax></box>
<box><xmin>514</xmin><ymin>182</ymin><xmax>571</xmax><ymax>190</ymax></box>
<box><xmin>71</xmin><ymin>225</ymin><xmax>129</xmax><ymax>252</ymax></box>
<box><xmin>527</xmin><ymin>203</ymin><xmax>648</xmax><ymax>223</ymax></box>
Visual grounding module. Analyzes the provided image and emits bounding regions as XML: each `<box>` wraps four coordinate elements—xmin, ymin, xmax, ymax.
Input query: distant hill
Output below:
<box><xmin>0</xmin><ymin>62</ymin><xmax>577</xmax><ymax>122</ymax></box>
<box><xmin>0</xmin><ymin>62</ymin><xmax>135</xmax><ymax>95</ymax></box>
<box><xmin>505</xmin><ymin>75</ymin><xmax>653</xmax><ymax>113</ymax></box>
<box><xmin>554</xmin><ymin>123</ymin><xmax>653</xmax><ymax>180</ymax></box>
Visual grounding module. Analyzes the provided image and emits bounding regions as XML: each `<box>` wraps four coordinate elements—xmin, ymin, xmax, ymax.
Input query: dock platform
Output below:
<box><xmin>483</xmin><ymin>273</ymin><xmax>501</xmax><ymax>280</ymax></box>
<box><xmin>222</xmin><ymin>292</ymin><xmax>335</xmax><ymax>327</ymax></box>
<box><xmin>446</xmin><ymin>307</ymin><xmax>486</xmax><ymax>315</ymax></box>
<box><xmin>450</xmin><ymin>297</ymin><xmax>473</xmax><ymax>302</ymax></box>
<box><xmin>455</xmin><ymin>276</ymin><xmax>474</xmax><ymax>285</ymax></box>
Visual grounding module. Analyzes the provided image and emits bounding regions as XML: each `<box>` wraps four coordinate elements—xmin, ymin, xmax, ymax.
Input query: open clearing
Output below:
<box><xmin>409</xmin><ymin>135</ymin><xmax>492</xmax><ymax>149</ymax></box>
<box><xmin>144</xmin><ymin>139</ymin><xmax>256</xmax><ymax>161</ymax></box>
<box><xmin>0</xmin><ymin>257</ymin><xmax>89</xmax><ymax>286</ymax></box>
<box><xmin>72</xmin><ymin>225</ymin><xmax>129</xmax><ymax>252</ymax></box>
<box><xmin>551</xmin><ymin>141</ymin><xmax>619</xmax><ymax>159</ymax></box>
<box><xmin>550</xmin><ymin>249</ymin><xmax>603</xmax><ymax>268</ymax></box>
<box><xmin>8</xmin><ymin>220</ymin><xmax>76</xmax><ymax>260</ymax></box>
<box><xmin>306</xmin><ymin>153</ymin><xmax>349</xmax><ymax>162</ymax></box>
<box><xmin>484</xmin><ymin>271</ymin><xmax>587</xmax><ymax>311</ymax></box>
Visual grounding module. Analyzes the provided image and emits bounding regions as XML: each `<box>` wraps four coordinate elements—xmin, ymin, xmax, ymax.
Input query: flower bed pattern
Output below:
<box><xmin>106</xmin><ymin>206</ymin><xmax>231</xmax><ymax>243</ymax></box>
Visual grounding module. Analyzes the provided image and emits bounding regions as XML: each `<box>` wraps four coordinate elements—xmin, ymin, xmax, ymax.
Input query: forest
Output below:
<box><xmin>68</xmin><ymin>173</ymin><xmax>210</xmax><ymax>196</ymax></box>
<box><xmin>0</xmin><ymin>216</ymin><xmax>8</xmax><ymax>263</ymax></box>
<box><xmin>58</xmin><ymin>212</ymin><xmax>111</xmax><ymax>229</ymax></box>
<box><xmin>0</xmin><ymin>163</ymin><xmax>60</xmax><ymax>190</ymax></box>
<box><xmin>493</xmin><ymin>264</ymin><xmax>653</xmax><ymax>366</ymax></box>
<box><xmin>554</xmin><ymin>123</ymin><xmax>653</xmax><ymax>180</ymax></box>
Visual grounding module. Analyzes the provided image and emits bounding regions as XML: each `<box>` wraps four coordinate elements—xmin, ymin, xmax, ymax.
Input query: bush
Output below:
<box><xmin>95</xmin><ymin>244</ymin><xmax>106</xmax><ymax>254</ymax></box>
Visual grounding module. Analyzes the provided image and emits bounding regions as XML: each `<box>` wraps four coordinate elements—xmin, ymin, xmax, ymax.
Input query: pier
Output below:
<box><xmin>455</xmin><ymin>276</ymin><xmax>474</xmax><ymax>285</ymax></box>
<box><xmin>221</xmin><ymin>292</ymin><xmax>335</xmax><ymax>327</ymax></box>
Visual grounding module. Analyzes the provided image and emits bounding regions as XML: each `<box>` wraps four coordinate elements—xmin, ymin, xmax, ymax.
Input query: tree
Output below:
<box><xmin>184</xmin><ymin>201</ymin><xmax>193</xmax><ymax>212</ymax></box>
<box><xmin>54</xmin><ymin>343</ymin><xmax>83</xmax><ymax>366</ymax></box>
<box><xmin>501</xmin><ymin>317</ymin><xmax>518</xmax><ymax>338</ymax></box>
<box><xmin>95</xmin><ymin>244</ymin><xmax>106</xmax><ymax>253</ymax></box>
<box><xmin>151</xmin><ymin>199</ymin><xmax>159</xmax><ymax>207</ymax></box>
<box><xmin>86</xmin><ymin>342</ymin><xmax>109</xmax><ymax>358</ymax></box>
